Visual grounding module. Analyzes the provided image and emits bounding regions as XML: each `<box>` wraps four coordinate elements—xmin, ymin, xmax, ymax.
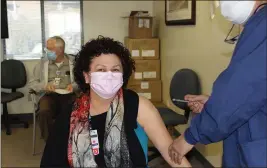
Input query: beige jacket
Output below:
<box><xmin>28</xmin><ymin>54</ymin><xmax>78</xmax><ymax>102</ymax></box>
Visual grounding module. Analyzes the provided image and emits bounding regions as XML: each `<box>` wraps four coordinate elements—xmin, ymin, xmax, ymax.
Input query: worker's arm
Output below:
<box><xmin>184</xmin><ymin>53</ymin><xmax>266</xmax><ymax>145</ymax></box>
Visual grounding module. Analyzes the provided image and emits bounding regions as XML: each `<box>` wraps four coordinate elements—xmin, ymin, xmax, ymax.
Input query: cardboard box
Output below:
<box><xmin>128</xmin><ymin>80</ymin><xmax>162</xmax><ymax>102</ymax></box>
<box><xmin>129</xmin><ymin>16</ymin><xmax>153</xmax><ymax>38</ymax></box>
<box><xmin>125</xmin><ymin>38</ymin><xmax>159</xmax><ymax>60</ymax></box>
<box><xmin>130</xmin><ymin>60</ymin><xmax>160</xmax><ymax>81</ymax></box>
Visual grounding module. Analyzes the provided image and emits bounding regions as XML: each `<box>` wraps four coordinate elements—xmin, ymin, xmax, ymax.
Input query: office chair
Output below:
<box><xmin>1</xmin><ymin>59</ymin><xmax>29</xmax><ymax>135</ymax></box>
<box><xmin>148</xmin><ymin>69</ymin><xmax>201</xmax><ymax>162</ymax></box>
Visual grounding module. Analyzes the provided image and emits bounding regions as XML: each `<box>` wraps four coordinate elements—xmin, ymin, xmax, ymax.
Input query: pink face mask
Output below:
<box><xmin>90</xmin><ymin>71</ymin><xmax>123</xmax><ymax>99</ymax></box>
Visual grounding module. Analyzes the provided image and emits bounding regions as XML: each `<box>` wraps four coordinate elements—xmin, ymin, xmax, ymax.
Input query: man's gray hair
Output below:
<box><xmin>49</xmin><ymin>36</ymin><xmax>65</xmax><ymax>50</ymax></box>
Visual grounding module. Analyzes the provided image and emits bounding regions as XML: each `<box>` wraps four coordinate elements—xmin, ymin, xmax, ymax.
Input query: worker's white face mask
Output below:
<box><xmin>220</xmin><ymin>1</ymin><xmax>256</xmax><ymax>24</ymax></box>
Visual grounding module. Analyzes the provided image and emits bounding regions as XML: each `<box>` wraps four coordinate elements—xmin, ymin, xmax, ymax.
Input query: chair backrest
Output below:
<box><xmin>170</xmin><ymin>69</ymin><xmax>201</xmax><ymax>120</ymax></box>
<box><xmin>1</xmin><ymin>59</ymin><xmax>27</xmax><ymax>89</ymax></box>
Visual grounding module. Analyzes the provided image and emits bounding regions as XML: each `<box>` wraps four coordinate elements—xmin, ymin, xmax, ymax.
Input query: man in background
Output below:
<box><xmin>29</xmin><ymin>36</ymin><xmax>77</xmax><ymax>141</ymax></box>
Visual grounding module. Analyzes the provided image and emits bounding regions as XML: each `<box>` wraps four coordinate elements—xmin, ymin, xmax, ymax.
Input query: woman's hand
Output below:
<box><xmin>169</xmin><ymin>133</ymin><xmax>194</xmax><ymax>164</ymax></box>
<box><xmin>184</xmin><ymin>94</ymin><xmax>209</xmax><ymax>113</ymax></box>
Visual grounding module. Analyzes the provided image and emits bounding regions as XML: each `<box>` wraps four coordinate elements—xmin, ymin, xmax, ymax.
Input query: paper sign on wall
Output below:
<box><xmin>131</xmin><ymin>50</ymin><xmax>139</xmax><ymax>57</ymax></box>
<box><xmin>134</xmin><ymin>72</ymin><xmax>143</xmax><ymax>79</ymax></box>
<box><xmin>142</xmin><ymin>50</ymin><xmax>155</xmax><ymax>57</ymax></box>
<box><xmin>143</xmin><ymin>71</ymin><xmax>157</xmax><ymax>78</ymax></box>
<box><xmin>214</xmin><ymin>1</ymin><xmax>220</xmax><ymax>8</ymax></box>
<box><xmin>141</xmin><ymin>82</ymin><xmax>149</xmax><ymax>89</ymax></box>
<box><xmin>143</xmin><ymin>93</ymin><xmax>151</xmax><ymax>99</ymax></box>
<box><xmin>210</xmin><ymin>1</ymin><xmax>220</xmax><ymax>20</ymax></box>
<box><xmin>137</xmin><ymin>92</ymin><xmax>151</xmax><ymax>99</ymax></box>
<box><xmin>138</xmin><ymin>19</ymin><xmax>144</xmax><ymax>28</ymax></box>
<box><xmin>144</xmin><ymin>19</ymin><xmax>150</xmax><ymax>28</ymax></box>
<box><xmin>137</xmin><ymin>93</ymin><xmax>143</xmax><ymax>96</ymax></box>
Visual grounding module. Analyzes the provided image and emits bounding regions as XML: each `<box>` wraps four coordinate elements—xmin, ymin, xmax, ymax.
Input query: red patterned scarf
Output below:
<box><xmin>67</xmin><ymin>89</ymin><xmax>133</xmax><ymax>167</ymax></box>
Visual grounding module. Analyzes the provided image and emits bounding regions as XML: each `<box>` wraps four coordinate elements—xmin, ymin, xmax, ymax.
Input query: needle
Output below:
<box><xmin>172</xmin><ymin>99</ymin><xmax>189</xmax><ymax>103</ymax></box>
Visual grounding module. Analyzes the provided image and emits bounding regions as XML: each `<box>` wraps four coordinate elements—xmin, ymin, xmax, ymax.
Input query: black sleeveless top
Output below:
<box><xmin>40</xmin><ymin>89</ymin><xmax>147</xmax><ymax>168</ymax></box>
<box><xmin>91</xmin><ymin>112</ymin><xmax>107</xmax><ymax>167</ymax></box>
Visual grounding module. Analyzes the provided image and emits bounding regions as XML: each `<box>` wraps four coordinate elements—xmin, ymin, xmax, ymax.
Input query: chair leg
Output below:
<box><xmin>33</xmin><ymin>111</ymin><xmax>43</xmax><ymax>155</ymax></box>
<box><xmin>2</xmin><ymin>103</ymin><xmax>11</xmax><ymax>135</ymax></box>
<box><xmin>32</xmin><ymin>111</ymin><xmax>36</xmax><ymax>155</ymax></box>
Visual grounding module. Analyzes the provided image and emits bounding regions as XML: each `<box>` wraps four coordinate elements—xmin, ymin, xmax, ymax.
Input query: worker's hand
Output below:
<box><xmin>184</xmin><ymin>94</ymin><xmax>209</xmax><ymax>113</ymax></box>
<box><xmin>45</xmin><ymin>83</ymin><xmax>55</xmax><ymax>92</ymax></box>
<box><xmin>169</xmin><ymin>133</ymin><xmax>194</xmax><ymax>164</ymax></box>
<box><xmin>66</xmin><ymin>84</ymin><xmax>73</xmax><ymax>92</ymax></box>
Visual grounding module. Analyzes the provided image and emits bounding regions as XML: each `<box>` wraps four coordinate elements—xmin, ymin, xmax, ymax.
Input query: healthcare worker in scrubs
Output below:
<box><xmin>169</xmin><ymin>1</ymin><xmax>267</xmax><ymax>167</ymax></box>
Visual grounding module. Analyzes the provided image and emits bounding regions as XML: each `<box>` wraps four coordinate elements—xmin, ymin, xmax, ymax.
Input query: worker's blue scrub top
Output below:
<box><xmin>184</xmin><ymin>6</ymin><xmax>267</xmax><ymax>168</ymax></box>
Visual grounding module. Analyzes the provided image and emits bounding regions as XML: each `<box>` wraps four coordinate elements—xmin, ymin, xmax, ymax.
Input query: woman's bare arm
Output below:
<box><xmin>137</xmin><ymin>96</ymin><xmax>191</xmax><ymax>167</ymax></box>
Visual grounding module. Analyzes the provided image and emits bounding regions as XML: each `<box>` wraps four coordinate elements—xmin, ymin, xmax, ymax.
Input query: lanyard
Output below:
<box><xmin>56</xmin><ymin>70</ymin><xmax>61</xmax><ymax>78</ymax></box>
<box><xmin>87</xmin><ymin>97</ymin><xmax>116</xmax><ymax>156</ymax></box>
<box><xmin>88</xmin><ymin>104</ymin><xmax>100</xmax><ymax>156</ymax></box>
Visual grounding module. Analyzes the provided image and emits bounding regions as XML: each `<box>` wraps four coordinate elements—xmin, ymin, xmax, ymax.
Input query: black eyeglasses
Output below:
<box><xmin>224</xmin><ymin>3</ymin><xmax>267</xmax><ymax>44</ymax></box>
<box><xmin>224</xmin><ymin>24</ymin><xmax>239</xmax><ymax>44</ymax></box>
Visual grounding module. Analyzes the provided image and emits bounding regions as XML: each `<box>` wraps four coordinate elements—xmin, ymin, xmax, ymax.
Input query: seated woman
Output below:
<box><xmin>40</xmin><ymin>36</ymin><xmax>191</xmax><ymax>168</ymax></box>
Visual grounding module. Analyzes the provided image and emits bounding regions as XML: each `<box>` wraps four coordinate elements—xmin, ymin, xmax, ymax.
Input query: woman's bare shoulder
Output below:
<box><xmin>138</xmin><ymin>95</ymin><xmax>156</xmax><ymax>111</ymax></box>
<box><xmin>137</xmin><ymin>95</ymin><xmax>159</xmax><ymax>126</ymax></box>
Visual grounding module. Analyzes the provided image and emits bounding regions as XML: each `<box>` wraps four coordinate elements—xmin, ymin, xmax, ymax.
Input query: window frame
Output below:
<box><xmin>3</xmin><ymin>0</ymin><xmax>84</xmax><ymax>61</ymax></box>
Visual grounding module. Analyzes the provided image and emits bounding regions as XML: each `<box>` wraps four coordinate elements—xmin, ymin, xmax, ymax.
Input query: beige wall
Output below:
<box><xmin>153</xmin><ymin>1</ymin><xmax>238</xmax><ymax>167</ymax></box>
<box><xmin>4</xmin><ymin>1</ymin><xmax>153</xmax><ymax>114</ymax></box>
<box><xmin>83</xmin><ymin>1</ymin><xmax>154</xmax><ymax>43</ymax></box>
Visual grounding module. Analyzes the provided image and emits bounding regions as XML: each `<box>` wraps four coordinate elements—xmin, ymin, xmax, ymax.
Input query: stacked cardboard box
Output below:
<box><xmin>125</xmin><ymin>14</ymin><xmax>161</xmax><ymax>103</ymax></box>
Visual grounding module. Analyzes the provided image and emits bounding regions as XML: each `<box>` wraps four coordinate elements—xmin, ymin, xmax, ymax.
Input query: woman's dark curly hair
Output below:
<box><xmin>73</xmin><ymin>36</ymin><xmax>135</xmax><ymax>93</ymax></box>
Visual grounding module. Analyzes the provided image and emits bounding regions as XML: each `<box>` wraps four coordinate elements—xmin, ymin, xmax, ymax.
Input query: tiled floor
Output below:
<box><xmin>1</xmin><ymin>125</ymin><xmax>204</xmax><ymax>167</ymax></box>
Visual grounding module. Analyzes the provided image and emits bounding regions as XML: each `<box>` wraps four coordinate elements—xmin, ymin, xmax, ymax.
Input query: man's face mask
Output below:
<box><xmin>44</xmin><ymin>48</ymin><xmax>57</xmax><ymax>60</ymax></box>
<box><xmin>220</xmin><ymin>1</ymin><xmax>256</xmax><ymax>25</ymax></box>
<box><xmin>222</xmin><ymin>1</ymin><xmax>267</xmax><ymax>44</ymax></box>
<box><xmin>220</xmin><ymin>1</ymin><xmax>255</xmax><ymax>44</ymax></box>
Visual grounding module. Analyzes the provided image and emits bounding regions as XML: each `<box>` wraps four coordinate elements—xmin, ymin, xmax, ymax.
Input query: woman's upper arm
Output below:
<box><xmin>137</xmin><ymin>96</ymin><xmax>191</xmax><ymax>167</ymax></box>
<box><xmin>137</xmin><ymin>96</ymin><xmax>169</xmax><ymax>150</ymax></box>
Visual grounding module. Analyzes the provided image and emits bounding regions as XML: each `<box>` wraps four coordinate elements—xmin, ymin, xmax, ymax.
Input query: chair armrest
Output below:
<box><xmin>28</xmin><ymin>89</ymin><xmax>39</xmax><ymax>112</ymax></box>
<box><xmin>29</xmin><ymin>88</ymin><xmax>37</xmax><ymax>95</ymax></box>
<box><xmin>28</xmin><ymin>89</ymin><xmax>38</xmax><ymax>106</ymax></box>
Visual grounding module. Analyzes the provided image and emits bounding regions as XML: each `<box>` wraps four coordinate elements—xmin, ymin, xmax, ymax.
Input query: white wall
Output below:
<box><xmin>4</xmin><ymin>1</ymin><xmax>154</xmax><ymax>114</ymax></box>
